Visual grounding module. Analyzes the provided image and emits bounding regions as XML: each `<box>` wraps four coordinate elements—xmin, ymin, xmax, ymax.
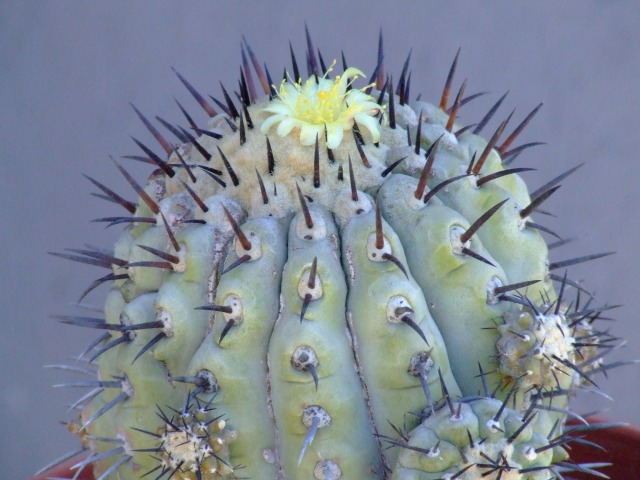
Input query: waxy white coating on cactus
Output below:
<box><xmin>46</xmin><ymin>27</ymin><xmax>625</xmax><ymax>480</ymax></box>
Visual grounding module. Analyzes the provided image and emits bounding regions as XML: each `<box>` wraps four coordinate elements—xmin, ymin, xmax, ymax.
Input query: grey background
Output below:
<box><xmin>2</xmin><ymin>1</ymin><xmax>639</xmax><ymax>478</ymax></box>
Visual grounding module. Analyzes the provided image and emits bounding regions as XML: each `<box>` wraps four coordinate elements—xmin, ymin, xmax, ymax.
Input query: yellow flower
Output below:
<box><xmin>260</xmin><ymin>66</ymin><xmax>382</xmax><ymax>149</ymax></box>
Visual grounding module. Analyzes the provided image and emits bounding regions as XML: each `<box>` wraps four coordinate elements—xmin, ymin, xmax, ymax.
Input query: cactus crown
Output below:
<box><xmin>44</xmin><ymin>26</ymin><xmax>626</xmax><ymax>480</ymax></box>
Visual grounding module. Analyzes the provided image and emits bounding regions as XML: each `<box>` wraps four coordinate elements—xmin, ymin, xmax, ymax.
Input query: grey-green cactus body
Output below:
<box><xmin>49</xmin><ymin>30</ymin><xmax>618</xmax><ymax>480</ymax></box>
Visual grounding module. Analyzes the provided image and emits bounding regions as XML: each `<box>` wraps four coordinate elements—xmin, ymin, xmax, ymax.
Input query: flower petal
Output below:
<box><xmin>299</xmin><ymin>123</ymin><xmax>323</xmax><ymax>146</ymax></box>
<box><xmin>276</xmin><ymin>116</ymin><xmax>299</xmax><ymax>138</ymax></box>
<box><xmin>262</xmin><ymin>101</ymin><xmax>293</xmax><ymax>115</ymax></box>
<box><xmin>325</xmin><ymin>123</ymin><xmax>343</xmax><ymax>149</ymax></box>
<box><xmin>339</xmin><ymin>68</ymin><xmax>365</xmax><ymax>89</ymax></box>
<box><xmin>354</xmin><ymin>112</ymin><xmax>381</xmax><ymax>144</ymax></box>
<box><xmin>260</xmin><ymin>113</ymin><xmax>286</xmax><ymax>135</ymax></box>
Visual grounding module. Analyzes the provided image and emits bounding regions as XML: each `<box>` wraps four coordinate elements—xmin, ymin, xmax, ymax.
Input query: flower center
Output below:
<box><xmin>290</xmin><ymin>77</ymin><xmax>350</xmax><ymax>124</ymax></box>
<box><xmin>261</xmin><ymin>65</ymin><xmax>382</xmax><ymax>148</ymax></box>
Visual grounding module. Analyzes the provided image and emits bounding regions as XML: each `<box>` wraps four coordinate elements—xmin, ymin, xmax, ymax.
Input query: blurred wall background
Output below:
<box><xmin>2</xmin><ymin>2</ymin><xmax>639</xmax><ymax>477</ymax></box>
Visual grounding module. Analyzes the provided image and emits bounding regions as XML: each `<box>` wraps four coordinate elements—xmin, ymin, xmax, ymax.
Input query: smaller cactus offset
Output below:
<box><xmin>44</xmin><ymin>27</ymin><xmax>630</xmax><ymax>480</ymax></box>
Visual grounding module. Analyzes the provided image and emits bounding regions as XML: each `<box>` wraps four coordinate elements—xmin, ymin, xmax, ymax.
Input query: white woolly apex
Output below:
<box><xmin>157</xmin><ymin>70</ymin><xmax>511</xmax><ymax>232</ymax></box>
<box><xmin>212</xmin><ymin>98</ymin><xmax>387</xmax><ymax>218</ymax></box>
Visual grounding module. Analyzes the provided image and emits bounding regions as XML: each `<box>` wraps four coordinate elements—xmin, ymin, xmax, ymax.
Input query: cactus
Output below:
<box><xmin>44</xmin><ymin>27</ymin><xmax>627</xmax><ymax>480</ymax></box>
